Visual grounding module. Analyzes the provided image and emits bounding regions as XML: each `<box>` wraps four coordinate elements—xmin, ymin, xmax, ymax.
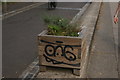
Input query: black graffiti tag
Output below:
<box><xmin>45</xmin><ymin>44</ymin><xmax>76</xmax><ymax>61</ymax></box>
<box><xmin>40</xmin><ymin>40</ymin><xmax>81</xmax><ymax>66</ymax></box>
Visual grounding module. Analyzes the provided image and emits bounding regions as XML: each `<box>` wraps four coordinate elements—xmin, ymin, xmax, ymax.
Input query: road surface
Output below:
<box><xmin>2</xmin><ymin>2</ymin><xmax>86</xmax><ymax>78</ymax></box>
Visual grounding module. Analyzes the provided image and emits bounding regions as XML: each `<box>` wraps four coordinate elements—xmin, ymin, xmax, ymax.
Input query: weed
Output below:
<box><xmin>43</xmin><ymin>16</ymin><xmax>79</xmax><ymax>37</ymax></box>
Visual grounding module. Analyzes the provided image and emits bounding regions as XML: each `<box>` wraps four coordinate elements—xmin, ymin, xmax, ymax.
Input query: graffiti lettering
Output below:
<box><xmin>43</xmin><ymin>54</ymin><xmax>80</xmax><ymax>67</ymax></box>
<box><xmin>40</xmin><ymin>40</ymin><xmax>81</xmax><ymax>66</ymax></box>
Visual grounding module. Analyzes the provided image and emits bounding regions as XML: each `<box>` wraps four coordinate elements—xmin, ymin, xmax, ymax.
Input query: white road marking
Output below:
<box><xmin>3</xmin><ymin>3</ymin><xmax>46</xmax><ymax>19</ymax></box>
<box><xmin>56</xmin><ymin>7</ymin><xmax>82</xmax><ymax>11</ymax></box>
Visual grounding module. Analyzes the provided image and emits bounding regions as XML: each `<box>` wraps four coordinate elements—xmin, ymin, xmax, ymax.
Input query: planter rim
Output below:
<box><xmin>38</xmin><ymin>30</ymin><xmax>82</xmax><ymax>39</ymax></box>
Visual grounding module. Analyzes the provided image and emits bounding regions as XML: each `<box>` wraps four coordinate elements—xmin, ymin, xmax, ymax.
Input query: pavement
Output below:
<box><xmin>87</xmin><ymin>2</ymin><xmax>119</xmax><ymax>78</ymax></box>
<box><xmin>78</xmin><ymin>2</ymin><xmax>102</xmax><ymax>78</ymax></box>
<box><xmin>109</xmin><ymin>2</ymin><xmax>119</xmax><ymax>77</ymax></box>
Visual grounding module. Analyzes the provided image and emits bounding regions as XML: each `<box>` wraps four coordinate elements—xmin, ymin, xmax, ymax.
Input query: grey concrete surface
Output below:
<box><xmin>2</xmin><ymin>2</ymin><xmax>86</xmax><ymax>78</ymax></box>
<box><xmin>87</xmin><ymin>2</ymin><xmax>118</xmax><ymax>78</ymax></box>
<box><xmin>118</xmin><ymin>11</ymin><xmax>120</xmax><ymax>79</ymax></box>
<box><xmin>78</xmin><ymin>2</ymin><xmax>102</xmax><ymax>78</ymax></box>
<box><xmin>118</xmin><ymin>2</ymin><xmax>120</xmax><ymax>78</ymax></box>
<box><xmin>37</xmin><ymin>66</ymin><xmax>81</xmax><ymax>78</ymax></box>
<box><xmin>109</xmin><ymin>2</ymin><xmax>119</xmax><ymax>78</ymax></box>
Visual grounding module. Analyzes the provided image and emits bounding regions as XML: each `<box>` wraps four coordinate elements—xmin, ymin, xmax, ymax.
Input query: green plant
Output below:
<box><xmin>43</xmin><ymin>16</ymin><xmax>79</xmax><ymax>37</ymax></box>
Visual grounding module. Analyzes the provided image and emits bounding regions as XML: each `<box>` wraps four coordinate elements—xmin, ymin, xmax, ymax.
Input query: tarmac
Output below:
<box><xmin>2</xmin><ymin>2</ymin><xmax>88</xmax><ymax>79</ymax></box>
<box><xmin>2</xmin><ymin>2</ymin><xmax>46</xmax><ymax>19</ymax></box>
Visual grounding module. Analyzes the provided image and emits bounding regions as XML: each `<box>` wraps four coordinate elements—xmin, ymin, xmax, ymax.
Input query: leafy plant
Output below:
<box><xmin>43</xmin><ymin>16</ymin><xmax>79</xmax><ymax>37</ymax></box>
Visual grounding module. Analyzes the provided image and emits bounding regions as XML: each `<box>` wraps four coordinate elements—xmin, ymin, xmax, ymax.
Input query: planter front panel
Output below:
<box><xmin>38</xmin><ymin>35</ymin><xmax>81</xmax><ymax>69</ymax></box>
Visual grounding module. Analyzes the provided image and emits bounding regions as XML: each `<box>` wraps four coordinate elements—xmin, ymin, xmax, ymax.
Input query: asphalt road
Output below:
<box><xmin>2</xmin><ymin>2</ymin><xmax>86</xmax><ymax>78</ymax></box>
<box><xmin>2</xmin><ymin>2</ymin><xmax>35</xmax><ymax>13</ymax></box>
